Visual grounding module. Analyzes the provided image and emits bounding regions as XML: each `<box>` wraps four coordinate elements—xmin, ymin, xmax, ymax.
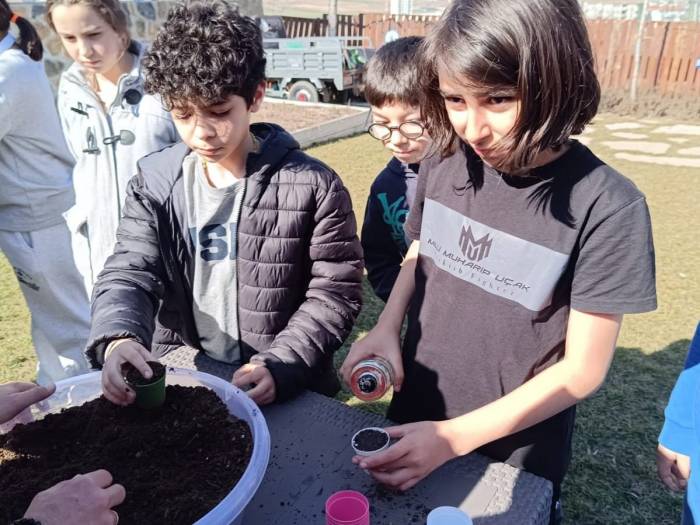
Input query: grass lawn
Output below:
<box><xmin>1</xmin><ymin>114</ymin><xmax>698</xmax><ymax>523</ymax></box>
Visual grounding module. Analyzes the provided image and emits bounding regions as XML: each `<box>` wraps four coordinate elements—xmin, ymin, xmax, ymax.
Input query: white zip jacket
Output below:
<box><xmin>57</xmin><ymin>41</ymin><xmax>178</xmax><ymax>287</ymax></box>
<box><xmin>0</xmin><ymin>34</ymin><xmax>75</xmax><ymax>232</ymax></box>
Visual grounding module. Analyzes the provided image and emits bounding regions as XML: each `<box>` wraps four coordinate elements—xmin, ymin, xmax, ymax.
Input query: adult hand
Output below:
<box><xmin>339</xmin><ymin>324</ymin><xmax>404</xmax><ymax>392</ymax></box>
<box><xmin>0</xmin><ymin>382</ymin><xmax>56</xmax><ymax>424</ymax></box>
<box><xmin>352</xmin><ymin>420</ymin><xmax>461</xmax><ymax>491</ymax></box>
<box><xmin>657</xmin><ymin>443</ymin><xmax>691</xmax><ymax>491</ymax></box>
<box><xmin>102</xmin><ymin>339</ymin><xmax>152</xmax><ymax>406</ymax></box>
<box><xmin>23</xmin><ymin>469</ymin><xmax>125</xmax><ymax>525</ymax></box>
<box><xmin>232</xmin><ymin>363</ymin><xmax>276</xmax><ymax>405</ymax></box>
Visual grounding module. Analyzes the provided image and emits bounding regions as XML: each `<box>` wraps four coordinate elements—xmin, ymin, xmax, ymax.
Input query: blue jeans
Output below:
<box><xmin>683</xmin><ymin>494</ymin><xmax>695</xmax><ymax>525</ymax></box>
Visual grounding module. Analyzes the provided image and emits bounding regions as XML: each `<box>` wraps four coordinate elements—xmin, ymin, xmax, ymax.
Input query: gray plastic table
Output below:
<box><xmin>161</xmin><ymin>348</ymin><xmax>552</xmax><ymax>524</ymax></box>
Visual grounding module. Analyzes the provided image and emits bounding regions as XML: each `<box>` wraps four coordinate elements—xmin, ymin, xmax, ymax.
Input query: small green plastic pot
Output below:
<box><xmin>122</xmin><ymin>361</ymin><xmax>166</xmax><ymax>409</ymax></box>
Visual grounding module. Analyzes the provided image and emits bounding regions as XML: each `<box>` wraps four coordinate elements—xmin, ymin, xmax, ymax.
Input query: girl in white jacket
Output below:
<box><xmin>47</xmin><ymin>0</ymin><xmax>178</xmax><ymax>291</ymax></box>
<box><xmin>0</xmin><ymin>2</ymin><xmax>90</xmax><ymax>383</ymax></box>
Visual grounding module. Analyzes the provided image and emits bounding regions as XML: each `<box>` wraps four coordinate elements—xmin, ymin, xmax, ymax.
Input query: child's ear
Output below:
<box><xmin>249</xmin><ymin>82</ymin><xmax>266</xmax><ymax>113</ymax></box>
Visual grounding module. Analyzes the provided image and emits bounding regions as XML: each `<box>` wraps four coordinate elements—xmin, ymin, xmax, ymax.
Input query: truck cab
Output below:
<box><xmin>256</xmin><ymin>16</ymin><xmax>372</xmax><ymax>103</ymax></box>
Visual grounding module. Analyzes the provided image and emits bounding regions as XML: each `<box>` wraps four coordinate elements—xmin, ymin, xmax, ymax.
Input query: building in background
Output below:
<box><xmin>389</xmin><ymin>0</ymin><xmax>413</xmax><ymax>15</ymax></box>
<box><xmin>579</xmin><ymin>0</ymin><xmax>700</xmax><ymax>21</ymax></box>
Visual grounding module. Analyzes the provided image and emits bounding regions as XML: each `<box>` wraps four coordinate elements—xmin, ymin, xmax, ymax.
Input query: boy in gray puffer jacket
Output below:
<box><xmin>86</xmin><ymin>1</ymin><xmax>363</xmax><ymax>406</ymax></box>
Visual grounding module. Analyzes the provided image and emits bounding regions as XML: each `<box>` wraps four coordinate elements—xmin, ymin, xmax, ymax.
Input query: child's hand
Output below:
<box><xmin>102</xmin><ymin>339</ymin><xmax>152</xmax><ymax>406</ymax></box>
<box><xmin>233</xmin><ymin>363</ymin><xmax>276</xmax><ymax>405</ymax></box>
<box><xmin>657</xmin><ymin>444</ymin><xmax>691</xmax><ymax>491</ymax></box>
<box><xmin>339</xmin><ymin>324</ymin><xmax>404</xmax><ymax>391</ymax></box>
<box><xmin>0</xmin><ymin>382</ymin><xmax>56</xmax><ymax>424</ymax></box>
<box><xmin>351</xmin><ymin>421</ymin><xmax>460</xmax><ymax>491</ymax></box>
<box><xmin>23</xmin><ymin>469</ymin><xmax>125</xmax><ymax>525</ymax></box>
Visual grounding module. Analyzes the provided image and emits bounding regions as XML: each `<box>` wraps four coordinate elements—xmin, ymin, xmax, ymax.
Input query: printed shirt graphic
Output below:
<box><xmin>183</xmin><ymin>152</ymin><xmax>245</xmax><ymax>364</ymax></box>
<box><xmin>392</xmin><ymin>141</ymin><xmax>656</xmax><ymax>430</ymax></box>
<box><xmin>377</xmin><ymin>192</ymin><xmax>410</xmax><ymax>251</ymax></box>
<box><xmin>420</xmin><ymin>199</ymin><xmax>569</xmax><ymax>311</ymax></box>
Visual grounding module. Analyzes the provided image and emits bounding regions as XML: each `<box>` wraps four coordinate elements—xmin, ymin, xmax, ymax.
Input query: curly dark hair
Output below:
<box><xmin>143</xmin><ymin>0</ymin><xmax>266</xmax><ymax>109</ymax></box>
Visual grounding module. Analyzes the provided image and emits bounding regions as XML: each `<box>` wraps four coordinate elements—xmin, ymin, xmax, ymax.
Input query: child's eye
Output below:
<box><xmin>212</xmin><ymin>110</ymin><xmax>230</xmax><ymax>117</ymax></box>
<box><xmin>87</xmin><ymin>32</ymin><xmax>101</xmax><ymax>38</ymax></box>
<box><xmin>488</xmin><ymin>96</ymin><xmax>512</xmax><ymax>105</ymax></box>
<box><xmin>443</xmin><ymin>95</ymin><xmax>465</xmax><ymax>105</ymax></box>
<box><xmin>174</xmin><ymin>113</ymin><xmax>191</xmax><ymax>121</ymax></box>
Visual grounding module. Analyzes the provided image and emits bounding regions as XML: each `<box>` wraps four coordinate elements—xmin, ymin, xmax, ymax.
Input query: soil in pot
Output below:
<box><xmin>123</xmin><ymin>361</ymin><xmax>167</xmax><ymax>409</ymax></box>
<box><xmin>123</xmin><ymin>361</ymin><xmax>165</xmax><ymax>386</ymax></box>
<box><xmin>0</xmin><ymin>385</ymin><xmax>253</xmax><ymax>525</ymax></box>
<box><xmin>352</xmin><ymin>428</ymin><xmax>390</xmax><ymax>453</ymax></box>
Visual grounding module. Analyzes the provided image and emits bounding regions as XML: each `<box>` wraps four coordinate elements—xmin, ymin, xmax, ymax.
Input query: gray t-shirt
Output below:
<box><xmin>183</xmin><ymin>153</ymin><xmax>245</xmax><ymax>364</ymax></box>
<box><xmin>390</xmin><ymin>140</ymin><xmax>656</xmax><ymax>483</ymax></box>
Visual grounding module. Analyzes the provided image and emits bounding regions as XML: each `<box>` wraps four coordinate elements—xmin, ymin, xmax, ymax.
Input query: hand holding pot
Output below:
<box><xmin>0</xmin><ymin>382</ymin><xmax>55</xmax><ymax>424</ymax></box>
<box><xmin>102</xmin><ymin>339</ymin><xmax>153</xmax><ymax>406</ymax></box>
<box><xmin>353</xmin><ymin>421</ymin><xmax>459</xmax><ymax>491</ymax></box>
<box><xmin>232</xmin><ymin>362</ymin><xmax>276</xmax><ymax>405</ymax></box>
<box><xmin>23</xmin><ymin>469</ymin><xmax>125</xmax><ymax>525</ymax></box>
<box><xmin>339</xmin><ymin>324</ymin><xmax>404</xmax><ymax>392</ymax></box>
<box><xmin>657</xmin><ymin>443</ymin><xmax>691</xmax><ymax>491</ymax></box>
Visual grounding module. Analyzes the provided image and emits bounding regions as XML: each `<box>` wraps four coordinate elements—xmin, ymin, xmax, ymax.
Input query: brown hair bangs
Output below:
<box><xmin>420</xmin><ymin>0</ymin><xmax>600</xmax><ymax>173</ymax></box>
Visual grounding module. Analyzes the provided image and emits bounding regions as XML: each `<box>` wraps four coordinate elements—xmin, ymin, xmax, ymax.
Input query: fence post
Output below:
<box><xmin>630</xmin><ymin>0</ymin><xmax>649</xmax><ymax>101</ymax></box>
<box><xmin>328</xmin><ymin>0</ymin><xmax>338</xmax><ymax>36</ymax></box>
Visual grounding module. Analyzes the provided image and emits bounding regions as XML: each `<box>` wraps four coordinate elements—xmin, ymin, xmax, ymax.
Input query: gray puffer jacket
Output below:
<box><xmin>86</xmin><ymin>123</ymin><xmax>363</xmax><ymax>401</ymax></box>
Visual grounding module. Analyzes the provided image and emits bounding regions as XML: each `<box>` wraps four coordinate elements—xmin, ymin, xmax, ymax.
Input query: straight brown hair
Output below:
<box><xmin>46</xmin><ymin>0</ymin><xmax>137</xmax><ymax>54</ymax></box>
<box><xmin>364</xmin><ymin>36</ymin><xmax>424</xmax><ymax>109</ymax></box>
<box><xmin>421</xmin><ymin>0</ymin><xmax>600</xmax><ymax>173</ymax></box>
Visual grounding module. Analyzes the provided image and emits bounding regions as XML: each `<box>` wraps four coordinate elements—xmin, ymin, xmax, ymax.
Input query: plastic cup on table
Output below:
<box><xmin>426</xmin><ymin>506</ymin><xmax>473</xmax><ymax>525</ymax></box>
<box><xmin>325</xmin><ymin>490</ymin><xmax>370</xmax><ymax>525</ymax></box>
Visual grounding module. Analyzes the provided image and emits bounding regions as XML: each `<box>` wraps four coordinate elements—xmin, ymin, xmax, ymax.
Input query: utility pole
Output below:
<box><xmin>630</xmin><ymin>0</ymin><xmax>650</xmax><ymax>102</ymax></box>
<box><xmin>328</xmin><ymin>0</ymin><xmax>338</xmax><ymax>37</ymax></box>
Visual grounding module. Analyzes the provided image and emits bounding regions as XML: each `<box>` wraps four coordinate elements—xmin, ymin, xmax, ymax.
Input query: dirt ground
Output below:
<box><xmin>251</xmin><ymin>100</ymin><xmax>361</xmax><ymax>131</ymax></box>
<box><xmin>600</xmin><ymin>90</ymin><xmax>700</xmax><ymax>122</ymax></box>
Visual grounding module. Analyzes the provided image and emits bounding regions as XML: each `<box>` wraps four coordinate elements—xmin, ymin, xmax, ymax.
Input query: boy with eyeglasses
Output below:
<box><xmin>361</xmin><ymin>37</ymin><xmax>432</xmax><ymax>302</ymax></box>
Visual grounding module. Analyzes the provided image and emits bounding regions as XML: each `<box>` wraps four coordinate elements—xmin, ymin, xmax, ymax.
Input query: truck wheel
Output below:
<box><xmin>288</xmin><ymin>81</ymin><xmax>319</xmax><ymax>103</ymax></box>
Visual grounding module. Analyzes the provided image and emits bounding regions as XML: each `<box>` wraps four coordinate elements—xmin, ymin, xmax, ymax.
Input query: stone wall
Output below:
<box><xmin>9</xmin><ymin>0</ymin><xmax>263</xmax><ymax>87</ymax></box>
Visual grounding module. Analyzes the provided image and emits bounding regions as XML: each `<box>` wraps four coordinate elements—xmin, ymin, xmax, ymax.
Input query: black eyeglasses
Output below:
<box><xmin>367</xmin><ymin>121</ymin><xmax>425</xmax><ymax>141</ymax></box>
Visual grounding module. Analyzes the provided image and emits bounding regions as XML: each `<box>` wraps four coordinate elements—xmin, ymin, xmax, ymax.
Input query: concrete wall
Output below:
<box><xmin>9</xmin><ymin>0</ymin><xmax>263</xmax><ymax>87</ymax></box>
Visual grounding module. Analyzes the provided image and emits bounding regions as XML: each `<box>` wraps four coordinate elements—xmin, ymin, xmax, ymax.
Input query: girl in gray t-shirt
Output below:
<box><xmin>340</xmin><ymin>1</ymin><xmax>656</xmax><ymax>521</ymax></box>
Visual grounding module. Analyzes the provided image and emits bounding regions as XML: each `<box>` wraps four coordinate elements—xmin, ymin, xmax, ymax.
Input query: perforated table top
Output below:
<box><xmin>161</xmin><ymin>348</ymin><xmax>552</xmax><ymax>524</ymax></box>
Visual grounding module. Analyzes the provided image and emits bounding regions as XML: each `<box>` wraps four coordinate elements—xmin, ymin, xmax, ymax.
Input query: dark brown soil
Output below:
<box><xmin>0</xmin><ymin>385</ymin><xmax>253</xmax><ymax>524</ymax></box>
<box><xmin>353</xmin><ymin>428</ymin><xmax>389</xmax><ymax>452</ymax></box>
<box><xmin>123</xmin><ymin>361</ymin><xmax>165</xmax><ymax>386</ymax></box>
<box><xmin>600</xmin><ymin>90</ymin><xmax>700</xmax><ymax>122</ymax></box>
<box><xmin>251</xmin><ymin>100</ymin><xmax>360</xmax><ymax>131</ymax></box>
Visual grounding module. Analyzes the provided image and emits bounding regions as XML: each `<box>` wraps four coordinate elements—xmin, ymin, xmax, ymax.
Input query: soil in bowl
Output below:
<box><xmin>0</xmin><ymin>385</ymin><xmax>253</xmax><ymax>525</ymax></box>
<box><xmin>353</xmin><ymin>428</ymin><xmax>390</xmax><ymax>453</ymax></box>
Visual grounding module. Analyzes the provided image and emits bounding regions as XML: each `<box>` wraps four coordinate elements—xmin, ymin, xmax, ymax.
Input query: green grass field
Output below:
<box><xmin>1</xmin><ymin>114</ymin><xmax>698</xmax><ymax>523</ymax></box>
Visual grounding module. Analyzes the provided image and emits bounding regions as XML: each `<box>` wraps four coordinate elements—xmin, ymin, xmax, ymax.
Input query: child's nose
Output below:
<box><xmin>195</xmin><ymin>120</ymin><xmax>216</xmax><ymax>140</ymax></box>
<box><xmin>79</xmin><ymin>40</ymin><xmax>93</xmax><ymax>58</ymax></box>
<box><xmin>388</xmin><ymin>128</ymin><xmax>408</xmax><ymax>146</ymax></box>
<box><xmin>465</xmin><ymin>110</ymin><xmax>491</xmax><ymax>145</ymax></box>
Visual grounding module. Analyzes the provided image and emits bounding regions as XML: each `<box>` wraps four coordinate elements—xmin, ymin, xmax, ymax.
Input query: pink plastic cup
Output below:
<box><xmin>325</xmin><ymin>490</ymin><xmax>370</xmax><ymax>525</ymax></box>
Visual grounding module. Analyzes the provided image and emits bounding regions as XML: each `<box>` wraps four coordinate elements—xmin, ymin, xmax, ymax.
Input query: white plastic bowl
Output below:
<box><xmin>1</xmin><ymin>368</ymin><xmax>270</xmax><ymax>525</ymax></box>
